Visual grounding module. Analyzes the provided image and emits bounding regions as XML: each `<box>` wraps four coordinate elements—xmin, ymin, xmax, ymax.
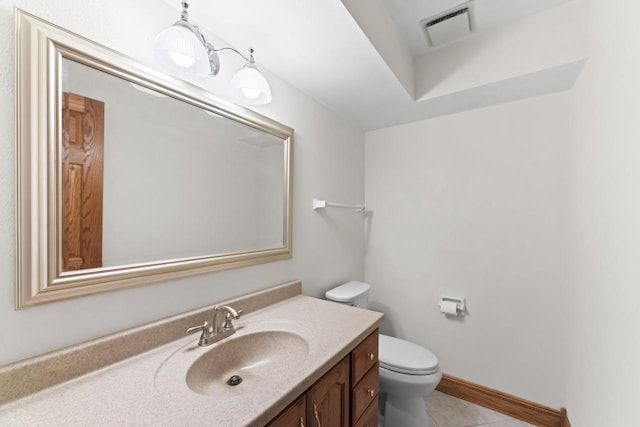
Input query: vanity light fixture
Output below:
<box><xmin>153</xmin><ymin>1</ymin><xmax>272</xmax><ymax>105</ymax></box>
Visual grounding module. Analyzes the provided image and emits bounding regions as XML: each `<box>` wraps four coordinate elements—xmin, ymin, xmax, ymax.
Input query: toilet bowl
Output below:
<box><xmin>378</xmin><ymin>334</ymin><xmax>442</xmax><ymax>427</ymax></box>
<box><xmin>325</xmin><ymin>281</ymin><xmax>441</xmax><ymax>427</ymax></box>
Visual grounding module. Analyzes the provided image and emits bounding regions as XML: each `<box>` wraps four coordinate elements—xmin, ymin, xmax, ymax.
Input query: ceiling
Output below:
<box><xmin>162</xmin><ymin>0</ymin><xmax>580</xmax><ymax>131</ymax></box>
<box><xmin>381</xmin><ymin>0</ymin><xmax>573</xmax><ymax>55</ymax></box>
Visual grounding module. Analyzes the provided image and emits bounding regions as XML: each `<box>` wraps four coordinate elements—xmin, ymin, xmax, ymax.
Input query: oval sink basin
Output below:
<box><xmin>185</xmin><ymin>330</ymin><xmax>309</xmax><ymax>396</ymax></box>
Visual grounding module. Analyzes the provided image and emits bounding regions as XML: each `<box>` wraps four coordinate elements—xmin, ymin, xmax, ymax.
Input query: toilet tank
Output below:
<box><xmin>325</xmin><ymin>281</ymin><xmax>370</xmax><ymax>308</ymax></box>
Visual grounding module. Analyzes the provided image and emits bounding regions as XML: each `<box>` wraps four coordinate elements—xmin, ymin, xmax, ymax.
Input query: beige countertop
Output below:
<box><xmin>0</xmin><ymin>293</ymin><xmax>383</xmax><ymax>426</ymax></box>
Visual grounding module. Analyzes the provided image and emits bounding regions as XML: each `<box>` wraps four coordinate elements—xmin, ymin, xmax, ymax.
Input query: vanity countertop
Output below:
<box><xmin>0</xmin><ymin>293</ymin><xmax>383</xmax><ymax>426</ymax></box>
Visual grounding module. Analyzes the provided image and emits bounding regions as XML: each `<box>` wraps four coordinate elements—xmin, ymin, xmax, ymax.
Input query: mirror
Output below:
<box><xmin>15</xmin><ymin>10</ymin><xmax>293</xmax><ymax>308</ymax></box>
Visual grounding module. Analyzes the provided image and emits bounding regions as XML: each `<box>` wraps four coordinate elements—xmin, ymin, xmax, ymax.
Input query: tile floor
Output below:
<box><xmin>424</xmin><ymin>391</ymin><xmax>536</xmax><ymax>427</ymax></box>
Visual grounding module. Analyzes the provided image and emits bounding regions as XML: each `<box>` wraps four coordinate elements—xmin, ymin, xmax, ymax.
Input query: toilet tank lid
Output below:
<box><xmin>325</xmin><ymin>281</ymin><xmax>370</xmax><ymax>302</ymax></box>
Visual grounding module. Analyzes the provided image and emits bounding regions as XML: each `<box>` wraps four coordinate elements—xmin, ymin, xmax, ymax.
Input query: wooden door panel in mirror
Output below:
<box><xmin>61</xmin><ymin>93</ymin><xmax>104</xmax><ymax>271</ymax></box>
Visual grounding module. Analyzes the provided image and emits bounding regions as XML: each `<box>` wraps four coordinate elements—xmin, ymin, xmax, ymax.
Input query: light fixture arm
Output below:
<box><xmin>212</xmin><ymin>47</ymin><xmax>253</xmax><ymax>62</ymax></box>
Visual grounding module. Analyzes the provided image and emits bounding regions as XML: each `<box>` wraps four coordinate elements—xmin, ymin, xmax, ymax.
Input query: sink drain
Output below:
<box><xmin>227</xmin><ymin>375</ymin><xmax>243</xmax><ymax>386</ymax></box>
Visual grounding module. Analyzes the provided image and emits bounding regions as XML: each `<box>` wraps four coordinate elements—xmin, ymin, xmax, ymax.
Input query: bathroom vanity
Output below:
<box><xmin>268</xmin><ymin>329</ymin><xmax>379</xmax><ymax>427</ymax></box>
<box><xmin>0</xmin><ymin>282</ymin><xmax>383</xmax><ymax>426</ymax></box>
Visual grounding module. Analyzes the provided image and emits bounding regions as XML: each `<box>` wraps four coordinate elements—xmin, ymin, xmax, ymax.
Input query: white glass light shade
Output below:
<box><xmin>153</xmin><ymin>25</ymin><xmax>211</xmax><ymax>76</ymax></box>
<box><xmin>229</xmin><ymin>63</ymin><xmax>272</xmax><ymax>105</ymax></box>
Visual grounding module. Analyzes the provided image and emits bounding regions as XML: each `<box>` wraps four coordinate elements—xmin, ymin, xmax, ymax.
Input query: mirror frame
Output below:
<box><xmin>15</xmin><ymin>9</ymin><xmax>293</xmax><ymax>308</ymax></box>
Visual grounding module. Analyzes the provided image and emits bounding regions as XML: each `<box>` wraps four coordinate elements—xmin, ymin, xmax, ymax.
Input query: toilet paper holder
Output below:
<box><xmin>439</xmin><ymin>296</ymin><xmax>466</xmax><ymax>316</ymax></box>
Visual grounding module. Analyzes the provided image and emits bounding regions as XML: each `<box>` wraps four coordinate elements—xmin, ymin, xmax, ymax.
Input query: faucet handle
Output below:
<box><xmin>222</xmin><ymin>310</ymin><xmax>243</xmax><ymax>330</ymax></box>
<box><xmin>186</xmin><ymin>320</ymin><xmax>210</xmax><ymax>336</ymax></box>
<box><xmin>186</xmin><ymin>321</ymin><xmax>218</xmax><ymax>346</ymax></box>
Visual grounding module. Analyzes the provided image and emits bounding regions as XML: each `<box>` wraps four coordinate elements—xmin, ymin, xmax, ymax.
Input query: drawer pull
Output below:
<box><xmin>313</xmin><ymin>404</ymin><xmax>321</xmax><ymax>427</ymax></box>
<box><xmin>367</xmin><ymin>352</ymin><xmax>375</xmax><ymax>361</ymax></box>
<box><xmin>300</xmin><ymin>417</ymin><xmax>305</xmax><ymax>427</ymax></box>
<box><xmin>367</xmin><ymin>388</ymin><xmax>375</xmax><ymax>397</ymax></box>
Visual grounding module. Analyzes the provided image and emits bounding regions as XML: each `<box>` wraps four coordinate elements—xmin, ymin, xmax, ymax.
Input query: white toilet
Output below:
<box><xmin>326</xmin><ymin>281</ymin><xmax>442</xmax><ymax>427</ymax></box>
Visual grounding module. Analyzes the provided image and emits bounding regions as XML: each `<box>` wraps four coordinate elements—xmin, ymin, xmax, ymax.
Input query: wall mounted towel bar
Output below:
<box><xmin>312</xmin><ymin>198</ymin><xmax>367</xmax><ymax>212</ymax></box>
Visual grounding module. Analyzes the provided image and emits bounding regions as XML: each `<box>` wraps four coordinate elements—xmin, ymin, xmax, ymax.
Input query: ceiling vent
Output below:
<box><xmin>420</xmin><ymin>2</ymin><xmax>474</xmax><ymax>47</ymax></box>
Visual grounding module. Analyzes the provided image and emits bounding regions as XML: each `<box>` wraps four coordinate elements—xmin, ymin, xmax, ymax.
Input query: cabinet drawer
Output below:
<box><xmin>353</xmin><ymin>395</ymin><xmax>378</xmax><ymax>427</ymax></box>
<box><xmin>351</xmin><ymin>365</ymin><xmax>379</xmax><ymax>424</ymax></box>
<box><xmin>351</xmin><ymin>329</ymin><xmax>378</xmax><ymax>385</ymax></box>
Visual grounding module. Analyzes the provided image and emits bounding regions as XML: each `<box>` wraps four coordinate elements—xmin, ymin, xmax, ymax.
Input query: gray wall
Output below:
<box><xmin>566</xmin><ymin>0</ymin><xmax>640</xmax><ymax>425</ymax></box>
<box><xmin>364</xmin><ymin>93</ymin><xmax>570</xmax><ymax>408</ymax></box>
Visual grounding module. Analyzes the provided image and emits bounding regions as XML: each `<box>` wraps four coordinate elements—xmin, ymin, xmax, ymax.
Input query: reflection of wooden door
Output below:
<box><xmin>61</xmin><ymin>92</ymin><xmax>104</xmax><ymax>271</ymax></box>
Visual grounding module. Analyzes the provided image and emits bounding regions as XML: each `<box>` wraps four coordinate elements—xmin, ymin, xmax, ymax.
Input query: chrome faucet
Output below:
<box><xmin>186</xmin><ymin>305</ymin><xmax>242</xmax><ymax>346</ymax></box>
<box><xmin>212</xmin><ymin>305</ymin><xmax>242</xmax><ymax>333</ymax></box>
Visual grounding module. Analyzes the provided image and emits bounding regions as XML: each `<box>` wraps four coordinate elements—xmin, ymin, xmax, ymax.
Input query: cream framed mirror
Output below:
<box><xmin>15</xmin><ymin>9</ymin><xmax>293</xmax><ymax>308</ymax></box>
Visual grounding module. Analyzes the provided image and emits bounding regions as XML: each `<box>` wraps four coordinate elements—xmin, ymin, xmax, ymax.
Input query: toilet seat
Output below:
<box><xmin>379</xmin><ymin>334</ymin><xmax>439</xmax><ymax>375</ymax></box>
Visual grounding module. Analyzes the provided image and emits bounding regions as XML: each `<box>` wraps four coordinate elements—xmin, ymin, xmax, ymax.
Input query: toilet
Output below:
<box><xmin>325</xmin><ymin>281</ymin><xmax>442</xmax><ymax>427</ymax></box>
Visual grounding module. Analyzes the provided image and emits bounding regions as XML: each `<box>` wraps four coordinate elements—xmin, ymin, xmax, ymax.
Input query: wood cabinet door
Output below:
<box><xmin>267</xmin><ymin>394</ymin><xmax>307</xmax><ymax>427</ymax></box>
<box><xmin>307</xmin><ymin>356</ymin><xmax>350</xmax><ymax>427</ymax></box>
<box><xmin>61</xmin><ymin>92</ymin><xmax>104</xmax><ymax>271</ymax></box>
